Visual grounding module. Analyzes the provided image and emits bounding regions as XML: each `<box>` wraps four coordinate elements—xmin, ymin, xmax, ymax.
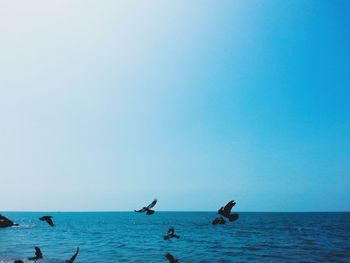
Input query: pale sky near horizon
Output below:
<box><xmin>0</xmin><ymin>1</ymin><xmax>349</xmax><ymax>212</ymax></box>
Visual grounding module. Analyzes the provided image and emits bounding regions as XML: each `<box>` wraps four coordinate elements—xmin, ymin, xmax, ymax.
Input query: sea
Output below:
<box><xmin>0</xmin><ymin>212</ymin><xmax>349</xmax><ymax>262</ymax></box>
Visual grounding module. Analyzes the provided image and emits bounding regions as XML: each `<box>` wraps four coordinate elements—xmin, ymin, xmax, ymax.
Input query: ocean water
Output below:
<box><xmin>0</xmin><ymin>212</ymin><xmax>349</xmax><ymax>262</ymax></box>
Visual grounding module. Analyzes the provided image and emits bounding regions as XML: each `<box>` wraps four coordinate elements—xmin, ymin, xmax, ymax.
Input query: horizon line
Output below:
<box><xmin>2</xmin><ymin>210</ymin><xmax>350</xmax><ymax>213</ymax></box>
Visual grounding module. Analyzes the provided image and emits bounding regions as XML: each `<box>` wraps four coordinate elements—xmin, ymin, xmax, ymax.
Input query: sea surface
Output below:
<box><xmin>0</xmin><ymin>212</ymin><xmax>349</xmax><ymax>262</ymax></box>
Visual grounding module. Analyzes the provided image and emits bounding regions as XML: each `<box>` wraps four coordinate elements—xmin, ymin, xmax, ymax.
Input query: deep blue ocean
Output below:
<box><xmin>0</xmin><ymin>212</ymin><xmax>349</xmax><ymax>262</ymax></box>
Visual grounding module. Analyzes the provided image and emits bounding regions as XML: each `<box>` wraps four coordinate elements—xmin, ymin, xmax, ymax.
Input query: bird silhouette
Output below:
<box><xmin>66</xmin><ymin>247</ymin><xmax>79</xmax><ymax>263</ymax></box>
<box><xmin>134</xmin><ymin>198</ymin><xmax>157</xmax><ymax>215</ymax></box>
<box><xmin>218</xmin><ymin>200</ymin><xmax>239</xmax><ymax>222</ymax></box>
<box><xmin>212</xmin><ymin>216</ymin><xmax>226</xmax><ymax>225</ymax></box>
<box><xmin>28</xmin><ymin>247</ymin><xmax>43</xmax><ymax>262</ymax></box>
<box><xmin>0</xmin><ymin>214</ymin><xmax>19</xmax><ymax>228</ymax></box>
<box><xmin>165</xmin><ymin>252</ymin><xmax>178</xmax><ymax>263</ymax></box>
<box><xmin>163</xmin><ymin>227</ymin><xmax>180</xmax><ymax>240</ymax></box>
<box><xmin>39</xmin><ymin>216</ymin><xmax>54</xmax><ymax>227</ymax></box>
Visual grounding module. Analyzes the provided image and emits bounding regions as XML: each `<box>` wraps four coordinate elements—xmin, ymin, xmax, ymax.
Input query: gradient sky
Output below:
<box><xmin>0</xmin><ymin>0</ymin><xmax>349</xmax><ymax>211</ymax></box>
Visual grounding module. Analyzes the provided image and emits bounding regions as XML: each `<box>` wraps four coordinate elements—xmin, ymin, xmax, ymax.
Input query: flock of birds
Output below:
<box><xmin>0</xmin><ymin>199</ymin><xmax>239</xmax><ymax>262</ymax></box>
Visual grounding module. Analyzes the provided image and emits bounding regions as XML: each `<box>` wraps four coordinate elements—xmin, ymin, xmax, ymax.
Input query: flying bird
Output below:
<box><xmin>134</xmin><ymin>198</ymin><xmax>157</xmax><ymax>215</ymax></box>
<box><xmin>39</xmin><ymin>216</ymin><xmax>54</xmax><ymax>227</ymax></box>
<box><xmin>212</xmin><ymin>216</ymin><xmax>226</xmax><ymax>225</ymax></box>
<box><xmin>28</xmin><ymin>247</ymin><xmax>43</xmax><ymax>261</ymax></box>
<box><xmin>165</xmin><ymin>252</ymin><xmax>178</xmax><ymax>263</ymax></box>
<box><xmin>66</xmin><ymin>247</ymin><xmax>79</xmax><ymax>263</ymax></box>
<box><xmin>163</xmin><ymin>227</ymin><xmax>180</xmax><ymax>240</ymax></box>
<box><xmin>218</xmin><ymin>200</ymin><xmax>239</xmax><ymax>222</ymax></box>
<box><xmin>0</xmin><ymin>214</ymin><xmax>19</xmax><ymax>228</ymax></box>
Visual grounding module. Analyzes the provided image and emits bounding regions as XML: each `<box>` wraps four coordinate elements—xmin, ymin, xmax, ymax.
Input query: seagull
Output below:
<box><xmin>66</xmin><ymin>247</ymin><xmax>79</xmax><ymax>263</ymax></box>
<box><xmin>212</xmin><ymin>216</ymin><xmax>226</xmax><ymax>225</ymax></box>
<box><xmin>134</xmin><ymin>198</ymin><xmax>157</xmax><ymax>215</ymax></box>
<box><xmin>218</xmin><ymin>200</ymin><xmax>239</xmax><ymax>222</ymax></box>
<box><xmin>39</xmin><ymin>216</ymin><xmax>55</xmax><ymax>227</ymax></box>
<box><xmin>28</xmin><ymin>247</ymin><xmax>43</xmax><ymax>262</ymax></box>
<box><xmin>0</xmin><ymin>214</ymin><xmax>19</xmax><ymax>228</ymax></box>
<box><xmin>163</xmin><ymin>227</ymin><xmax>180</xmax><ymax>240</ymax></box>
<box><xmin>165</xmin><ymin>252</ymin><xmax>178</xmax><ymax>263</ymax></box>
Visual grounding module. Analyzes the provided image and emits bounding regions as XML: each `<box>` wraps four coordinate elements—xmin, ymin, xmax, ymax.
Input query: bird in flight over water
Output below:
<box><xmin>39</xmin><ymin>216</ymin><xmax>55</xmax><ymax>227</ymax></box>
<box><xmin>218</xmin><ymin>200</ymin><xmax>239</xmax><ymax>222</ymax></box>
<box><xmin>163</xmin><ymin>227</ymin><xmax>180</xmax><ymax>240</ymax></box>
<box><xmin>134</xmin><ymin>198</ymin><xmax>157</xmax><ymax>215</ymax></box>
<box><xmin>0</xmin><ymin>214</ymin><xmax>19</xmax><ymax>228</ymax></box>
<box><xmin>165</xmin><ymin>252</ymin><xmax>179</xmax><ymax>263</ymax></box>
<box><xmin>66</xmin><ymin>247</ymin><xmax>79</xmax><ymax>263</ymax></box>
<box><xmin>28</xmin><ymin>247</ymin><xmax>43</xmax><ymax>262</ymax></box>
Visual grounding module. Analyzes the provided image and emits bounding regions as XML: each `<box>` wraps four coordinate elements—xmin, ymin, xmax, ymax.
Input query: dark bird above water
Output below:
<box><xmin>134</xmin><ymin>198</ymin><xmax>157</xmax><ymax>215</ymax></box>
<box><xmin>212</xmin><ymin>216</ymin><xmax>226</xmax><ymax>225</ymax></box>
<box><xmin>218</xmin><ymin>200</ymin><xmax>239</xmax><ymax>222</ymax></box>
<box><xmin>0</xmin><ymin>214</ymin><xmax>19</xmax><ymax>228</ymax></box>
<box><xmin>28</xmin><ymin>247</ymin><xmax>43</xmax><ymax>261</ymax></box>
<box><xmin>39</xmin><ymin>216</ymin><xmax>54</xmax><ymax>227</ymax></box>
<box><xmin>165</xmin><ymin>252</ymin><xmax>178</xmax><ymax>263</ymax></box>
<box><xmin>66</xmin><ymin>247</ymin><xmax>79</xmax><ymax>263</ymax></box>
<box><xmin>163</xmin><ymin>227</ymin><xmax>180</xmax><ymax>240</ymax></box>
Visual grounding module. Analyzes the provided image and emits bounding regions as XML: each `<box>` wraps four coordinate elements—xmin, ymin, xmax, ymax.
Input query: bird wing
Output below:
<box><xmin>147</xmin><ymin>198</ymin><xmax>157</xmax><ymax>209</ymax></box>
<box><xmin>168</xmin><ymin>227</ymin><xmax>175</xmax><ymax>235</ymax></box>
<box><xmin>34</xmin><ymin>247</ymin><xmax>42</xmax><ymax>258</ymax></box>
<box><xmin>165</xmin><ymin>253</ymin><xmax>175</xmax><ymax>261</ymax></box>
<box><xmin>66</xmin><ymin>247</ymin><xmax>79</xmax><ymax>263</ymax></box>
<box><xmin>223</xmin><ymin>200</ymin><xmax>236</xmax><ymax>213</ymax></box>
<box><xmin>135</xmin><ymin>207</ymin><xmax>148</xmax><ymax>212</ymax></box>
<box><xmin>46</xmin><ymin>217</ymin><xmax>54</xmax><ymax>226</ymax></box>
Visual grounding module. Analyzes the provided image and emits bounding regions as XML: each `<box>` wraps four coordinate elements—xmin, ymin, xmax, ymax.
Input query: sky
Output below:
<box><xmin>0</xmin><ymin>0</ymin><xmax>349</xmax><ymax>212</ymax></box>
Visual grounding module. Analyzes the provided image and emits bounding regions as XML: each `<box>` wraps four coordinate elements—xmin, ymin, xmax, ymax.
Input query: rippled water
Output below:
<box><xmin>0</xmin><ymin>212</ymin><xmax>349</xmax><ymax>262</ymax></box>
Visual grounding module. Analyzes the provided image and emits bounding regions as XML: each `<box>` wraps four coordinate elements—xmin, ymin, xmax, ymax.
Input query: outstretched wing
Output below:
<box><xmin>168</xmin><ymin>227</ymin><xmax>175</xmax><ymax>236</ymax></box>
<box><xmin>223</xmin><ymin>200</ymin><xmax>236</xmax><ymax>213</ymax></box>
<box><xmin>66</xmin><ymin>247</ymin><xmax>79</xmax><ymax>263</ymax></box>
<box><xmin>147</xmin><ymin>198</ymin><xmax>157</xmax><ymax>209</ymax></box>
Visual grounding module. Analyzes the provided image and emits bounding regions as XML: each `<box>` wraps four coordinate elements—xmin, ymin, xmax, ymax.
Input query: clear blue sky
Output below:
<box><xmin>0</xmin><ymin>1</ymin><xmax>349</xmax><ymax>211</ymax></box>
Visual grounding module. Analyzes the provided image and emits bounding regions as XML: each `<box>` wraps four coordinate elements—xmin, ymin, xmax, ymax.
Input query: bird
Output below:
<box><xmin>165</xmin><ymin>252</ymin><xmax>178</xmax><ymax>263</ymax></box>
<box><xmin>28</xmin><ymin>247</ymin><xmax>43</xmax><ymax>261</ymax></box>
<box><xmin>134</xmin><ymin>198</ymin><xmax>157</xmax><ymax>215</ymax></box>
<box><xmin>212</xmin><ymin>216</ymin><xmax>226</xmax><ymax>225</ymax></box>
<box><xmin>0</xmin><ymin>214</ymin><xmax>19</xmax><ymax>228</ymax></box>
<box><xmin>163</xmin><ymin>227</ymin><xmax>180</xmax><ymax>240</ymax></box>
<box><xmin>39</xmin><ymin>216</ymin><xmax>54</xmax><ymax>227</ymax></box>
<box><xmin>66</xmin><ymin>247</ymin><xmax>79</xmax><ymax>263</ymax></box>
<box><xmin>14</xmin><ymin>261</ymin><xmax>24</xmax><ymax>263</ymax></box>
<box><xmin>218</xmin><ymin>200</ymin><xmax>239</xmax><ymax>222</ymax></box>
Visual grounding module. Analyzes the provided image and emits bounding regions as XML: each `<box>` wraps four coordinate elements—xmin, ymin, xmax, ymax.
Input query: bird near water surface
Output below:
<box><xmin>0</xmin><ymin>214</ymin><xmax>19</xmax><ymax>228</ymax></box>
<box><xmin>218</xmin><ymin>200</ymin><xmax>239</xmax><ymax>222</ymax></box>
<box><xmin>27</xmin><ymin>247</ymin><xmax>43</xmax><ymax>262</ymax></box>
<box><xmin>165</xmin><ymin>252</ymin><xmax>179</xmax><ymax>263</ymax></box>
<box><xmin>163</xmin><ymin>227</ymin><xmax>180</xmax><ymax>240</ymax></box>
<box><xmin>134</xmin><ymin>198</ymin><xmax>158</xmax><ymax>215</ymax></box>
<box><xmin>39</xmin><ymin>216</ymin><xmax>55</xmax><ymax>227</ymax></box>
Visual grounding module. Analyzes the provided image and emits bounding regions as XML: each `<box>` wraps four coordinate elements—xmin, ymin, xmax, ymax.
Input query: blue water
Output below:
<box><xmin>0</xmin><ymin>212</ymin><xmax>349</xmax><ymax>262</ymax></box>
